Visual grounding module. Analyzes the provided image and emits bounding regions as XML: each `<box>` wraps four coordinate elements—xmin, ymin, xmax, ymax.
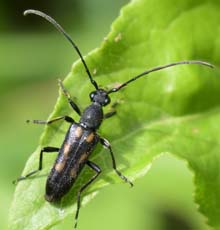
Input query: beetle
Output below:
<box><xmin>14</xmin><ymin>9</ymin><xmax>213</xmax><ymax>229</ymax></box>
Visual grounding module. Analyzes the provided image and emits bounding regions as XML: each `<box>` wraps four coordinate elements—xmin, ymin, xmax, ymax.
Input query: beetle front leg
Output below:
<box><xmin>74</xmin><ymin>160</ymin><xmax>101</xmax><ymax>229</ymax></box>
<box><xmin>104</xmin><ymin>111</ymin><xmax>116</xmax><ymax>119</ymax></box>
<box><xmin>104</xmin><ymin>101</ymin><xmax>119</xmax><ymax>119</ymax></box>
<box><xmin>100</xmin><ymin>137</ymin><xmax>133</xmax><ymax>187</ymax></box>
<box><xmin>13</xmin><ymin>146</ymin><xmax>60</xmax><ymax>184</ymax></box>
<box><xmin>58</xmin><ymin>79</ymin><xmax>81</xmax><ymax>116</ymax></box>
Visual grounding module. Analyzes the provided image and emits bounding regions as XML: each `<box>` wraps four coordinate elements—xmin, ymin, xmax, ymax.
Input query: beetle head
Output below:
<box><xmin>89</xmin><ymin>89</ymin><xmax>111</xmax><ymax>106</ymax></box>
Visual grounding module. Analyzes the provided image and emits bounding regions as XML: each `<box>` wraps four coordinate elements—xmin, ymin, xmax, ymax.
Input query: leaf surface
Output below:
<box><xmin>9</xmin><ymin>0</ymin><xmax>220</xmax><ymax>229</ymax></box>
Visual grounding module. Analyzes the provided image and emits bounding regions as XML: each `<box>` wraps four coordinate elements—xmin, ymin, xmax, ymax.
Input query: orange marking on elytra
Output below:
<box><xmin>70</xmin><ymin>168</ymin><xmax>77</xmax><ymax>178</ymax></box>
<box><xmin>86</xmin><ymin>132</ymin><xmax>94</xmax><ymax>143</ymax></box>
<box><xmin>79</xmin><ymin>153</ymin><xmax>88</xmax><ymax>163</ymax></box>
<box><xmin>55</xmin><ymin>161</ymin><xmax>66</xmax><ymax>172</ymax></box>
<box><xmin>63</xmin><ymin>143</ymin><xmax>71</xmax><ymax>156</ymax></box>
<box><xmin>75</xmin><ymin>126</ymin><xmax>83</xmax><ymax>138</ymax></box>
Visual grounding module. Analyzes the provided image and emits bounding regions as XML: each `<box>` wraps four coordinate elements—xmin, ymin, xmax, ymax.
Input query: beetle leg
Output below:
<box><xmin>104</xmin><ymin>110</ymin><xmax>116</xmax><ymax>119</ymax></box>
<box><xmin>104</xmin><ymin>101</ymin><xmax>119</xmax><ymax>119</ymax></box>
<box><xmin>74</xmin><ymin>160</ymin><xmax>101</xmax><ymax>229</ymax></box>
<box><xmin>13</xmin><ymin>147</ymin><xmax>60</xmax><ymax>184</ymax></box>
<box><xmin>100</xmin><ymin>137</ymin><xmax>133</xmax><ymax>187</ymax></box>
<box><xmin>26</xmin><ymin>115</ymin><xmax>75</xmax><ymax>125</ymax></box>
<box><xmin>58</xmin><ymin>79</ymin><xmax>81</xmax><ymax>116</ymax></box>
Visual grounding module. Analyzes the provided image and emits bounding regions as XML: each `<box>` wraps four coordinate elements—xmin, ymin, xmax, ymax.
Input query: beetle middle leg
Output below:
<box><xmin>74</xmin><ymin>160</ymin><xmax>101</xmax><ymax>229</ymax></box>
<box><xmin>100</xmin><ymin>137</ymin><xmax>133</xmax><ymax>187</ymax></box>
<box><xmin>27</xmin><ymin>115</ymin><xmax>75</xmax><ymax>125</ymax></box>
<box><xmin>13</xmin><ymin>146</ymin><xmax>60</xmax><ymax>184</ymax></box>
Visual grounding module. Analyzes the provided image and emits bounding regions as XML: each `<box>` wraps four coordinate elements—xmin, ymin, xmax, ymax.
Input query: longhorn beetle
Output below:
<box><xmin>14</xmin><ymin>9</ymin><xmax>213</xmax><ymax>229</ymax></box>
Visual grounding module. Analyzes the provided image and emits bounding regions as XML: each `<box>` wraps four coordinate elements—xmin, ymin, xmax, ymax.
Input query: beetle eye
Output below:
<box><xmin>90</xmin><ymin>92</ymin><xmax>95</xmax><ymax>99</ymax></box>
<box><xmin>104</xmin><ymin>97</ymin><xmax>110</xmax><ymax>105</ymax></box>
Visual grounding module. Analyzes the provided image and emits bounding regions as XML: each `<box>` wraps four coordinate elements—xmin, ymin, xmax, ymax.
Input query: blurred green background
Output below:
<box><xmin>0</xmin><ymin>0</ymin><xmax>210</xmax><ymax>229</ymax></box>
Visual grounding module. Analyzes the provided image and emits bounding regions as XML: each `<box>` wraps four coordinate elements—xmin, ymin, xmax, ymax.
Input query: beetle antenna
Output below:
<box><xmin>107</xmin><ymin>60</ymin><xmax>214</xmax><ymax>94</ymax></box>
<box><xmin>24</xmin><ymin>9</ymin><xmax>99</xmax><ymax>90</ymax></box>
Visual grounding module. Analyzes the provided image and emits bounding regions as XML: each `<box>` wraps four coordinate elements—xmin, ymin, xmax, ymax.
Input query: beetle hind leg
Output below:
<box><xmin>74</xmin><ymin>161</ymin><xmax>101</xmax><ymax>229</ymax></box>
<box><xmin>13</xmin><ymin>146</ymin><xmax>59</xmax><ymax>184</ymax></box>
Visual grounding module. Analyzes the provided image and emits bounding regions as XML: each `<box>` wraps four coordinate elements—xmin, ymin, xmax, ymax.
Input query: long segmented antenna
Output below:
<box><xmin>107</xmin><ymin>60</ymin><xmax>214</xmax><ymax>94</ymax></box>
<box><xmin>24</xmin><ymin>9</ymin><xmax>99</xmax><ymax>90</ymax></box>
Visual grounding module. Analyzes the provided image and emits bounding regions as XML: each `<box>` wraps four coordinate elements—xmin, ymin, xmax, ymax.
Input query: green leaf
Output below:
<box><xmin>9</xmin><ymin>0</ymin><xmax>220</xmax><ymax>229</ymax></box>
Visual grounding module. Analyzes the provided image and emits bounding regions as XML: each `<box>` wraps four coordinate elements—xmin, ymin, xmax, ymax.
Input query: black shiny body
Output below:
<box><xmin>44</xmin><ymin>101</ymin><xmax>105</xmax><ymax>201</ymax></box>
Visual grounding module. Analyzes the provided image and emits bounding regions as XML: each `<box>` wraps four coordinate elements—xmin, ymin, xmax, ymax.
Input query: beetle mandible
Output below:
<box><xmin>14</xmin><ymin>9</ymin><xmax>213</xmax><ymax>229</ymax></box>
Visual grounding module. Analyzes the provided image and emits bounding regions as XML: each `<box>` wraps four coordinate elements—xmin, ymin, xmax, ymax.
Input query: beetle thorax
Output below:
<box><xmin>79</xmin><ymin>103</ymin><xmax>103</xmax><ymax>130</ymax></box>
